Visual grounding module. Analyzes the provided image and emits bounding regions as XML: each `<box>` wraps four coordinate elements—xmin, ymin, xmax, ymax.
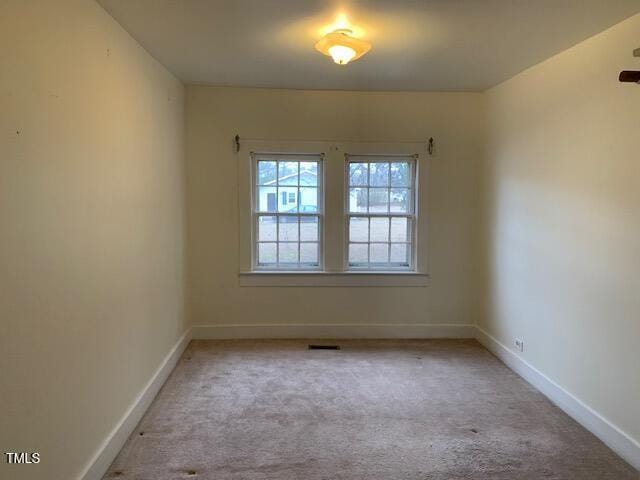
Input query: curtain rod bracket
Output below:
<box><xmin>427</xmin><ymin>137</ymin><xmax>434</xmax><ymax>155</ymax></box>
<box><xmin>619</xmin><ymin>71</ymin><xmax>640</xmax><ymax>83</ymax></box>
<box><xmin>235</xmin><ymin>134</ymin><xmax>240</xmax><ymax>153</ymax></box>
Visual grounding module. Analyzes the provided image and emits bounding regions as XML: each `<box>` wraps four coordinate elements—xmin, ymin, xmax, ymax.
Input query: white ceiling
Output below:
<box><xmin>98</xmin><ymin>0</ymin><xmax>640</xmax><ymax>91</ymax></box>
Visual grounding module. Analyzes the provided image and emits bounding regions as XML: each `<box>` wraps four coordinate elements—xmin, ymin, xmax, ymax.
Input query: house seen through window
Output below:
<box><xmin>254</xmin><ymin>154</ymin><xmax>322</xmax><ymax>269</ymax></box>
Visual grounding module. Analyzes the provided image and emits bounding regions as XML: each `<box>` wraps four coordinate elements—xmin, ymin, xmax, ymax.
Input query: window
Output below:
<box><xmin>253</xmin><ymin>153</ymin><xmax>322</xmax><ymax>270</ymax></box>
<box><xmin>345</xmin><ymin>155</ymin><xmax>416</xmax><ymax>270</ymax></box>
<box><xmin>239</xmin><ymin>141</ymin><xmax>427</xmax><ymax>285</ymax></box>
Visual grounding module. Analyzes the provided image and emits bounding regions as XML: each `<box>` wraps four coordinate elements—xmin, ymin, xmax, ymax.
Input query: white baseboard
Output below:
<box><xmin>78</xmin><ymin>328</ymin><xmax>192</xmax><ymax>480</ymax></box>
<box><xmin>191</xmin><ymin>323</ymin><xmax>476</xmax><ymax>339</ymax></box>
<box><xmin>476</xmin><ymin>326</ymin><xmax>640</xmax><ymax>471</ymax></box>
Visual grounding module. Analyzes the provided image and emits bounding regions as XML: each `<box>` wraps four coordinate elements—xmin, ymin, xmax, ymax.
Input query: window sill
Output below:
<box><xmin>238</xmin><ymin>271</ymin><xmax>430</xmax><ymax>287</ymax></box>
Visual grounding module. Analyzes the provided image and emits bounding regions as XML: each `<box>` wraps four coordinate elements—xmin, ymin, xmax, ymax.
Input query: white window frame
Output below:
<box><xmin>344</xmin><ymin>154</ymin><xmax>418</xmax><ymax>271</ymax></box>
<box><xmin>251</xmin><ymin>152</ymin><xmax>324</xmax><ymax>271</ymax></box>
<box><xmin>237</xmin><ymin>140</ymin><xmax>429</xmax><ymax>287</ymax></box>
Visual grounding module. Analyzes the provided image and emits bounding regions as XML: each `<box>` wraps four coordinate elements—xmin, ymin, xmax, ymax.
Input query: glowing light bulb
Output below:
<box><xmin>334</xmin><ymin>13</ymin><xmax>349</xmax><ymax>31</ymax></box>
<box><xmin>328</xmin><ymin>45</ymin><xmax>357</xmax><ymax>65</ymax></box>
<box><xmin>315</xmin><ymin>24</ymin><xmax>371</xmax><ymax>66</ymax></box>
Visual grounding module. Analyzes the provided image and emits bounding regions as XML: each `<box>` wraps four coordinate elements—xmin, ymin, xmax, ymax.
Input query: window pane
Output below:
<box><xmin>390</xmin><ymin>244</ymin><xmax>409</xmax><ymax>265</ymax></box>
<box><xmin>370</xmin><ymin>243</ymin><xmax>389</xmax><ymax>264</ymax></box>
<box><xmin>278</xmin><ymin>216</ymin><xmax>298</xmax><ymax>241</ymax></box>
<box><xmin>390</xmin><ymin>188</ymin><xmax>410</xmax><ymax>213</ymax></box>
<box><xmin>390</xmin><ymin>162</ymin><xmax>410</xmax><ymax>187</ymax></box>
<box><xmin>300</xmin><ymin>216</ymin><xmax>318</xmax><ymax>241</ymax></box>
<box><xmin>390</xmin><ymin>217</ymin><xmax>410</xmax><ymax>242</ymax></box>
<box><xmin>369</xmin><ymin>162</ymin><xmax>389</xmax><ymax>186</ymax></box>
<box><xmin>258</xmin><ymin>186</ymin><xmax>277</xmax><ymax>212</ymax></box>
<box><xmin>258</xmin><ymin>243</ymin><xmax>277</xmax><ymax>265</ymax></box>
<box><xmin>300</xmin><ymin>243</ymin><xmax>318</xmax><ymax>264</ymax></box>
<box><xmin>278</xmin><ymin>187</ymin><xmax>297</xmax><ymax>212</ymax></box>
<box><xmin>349</xmin><ymin>243</ymin><xmax>368</xmax><ymax>264</ymax></box>
<box><xmin>349</xmin><ymin>188</ymin><xmax>368</xmax><ymax>213</ymax></box>
<box><xmin>258</xmin><ymin>216</ymin><xmax>277</xmax><ymax>241</ymax></box>
<box><xmin>369</xmin><ymin>188</ymin><xmax>389</xmax><ymax>213</ymax></box>
<box><xmin>258</xmin><ymin>161</ymin><xmax>277</xmax><ymax>185</ymax></box>
<box><xmin>349</xmin><ymin>163</ymin><xmax>368</xmax><ymax>186</ymax></box>
<box><xmin>300</xmin><ymin>162</ymin><xmax>318</xmax><ymax>186</ymax></box>
<box><xmin>349</xmin><ymin>217</ymin><xmax>368</xmax><ymax>242</ymax></box>
<box><xmin>298</xmin><ymin>187</ymin><xmax>318</xmax><ymax>213</ymax></box>
<box><xmin>278</xmin><ymin>243</ymin><xmax>298</xmax><ymax>263</ymax></box>
<box><xmin>370</xmin><ymin>217</ymin><xmax>389</xmax><ymax>242</ymax></box>
<box><xmin>278</xmin><ymin>161</ymin><xmax>298</xmax><ymax>185</ymax></box>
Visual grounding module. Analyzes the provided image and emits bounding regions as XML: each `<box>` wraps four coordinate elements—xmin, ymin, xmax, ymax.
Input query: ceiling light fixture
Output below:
<box><xmin>315</xmin><ymin>28</ymin><xmax>371</xmax><ymax>65</ymax></box>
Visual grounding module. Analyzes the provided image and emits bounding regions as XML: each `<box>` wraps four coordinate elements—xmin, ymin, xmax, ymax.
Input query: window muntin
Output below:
<box><xmin>253</xmin><ymin>153</ymin><xmax>322</xmax><ymax>270</ymax></box>
<box><xmin>345</xmin><ymin>156</ymin><xmax>416</xmax><ymax>270</ymax></box>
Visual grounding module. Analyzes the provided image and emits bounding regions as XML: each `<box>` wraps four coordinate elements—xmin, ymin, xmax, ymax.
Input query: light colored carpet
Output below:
<box><xmin>104</xmin><ymin>339</ymin><xmax>637</xmax><ymax>479</ymax></box>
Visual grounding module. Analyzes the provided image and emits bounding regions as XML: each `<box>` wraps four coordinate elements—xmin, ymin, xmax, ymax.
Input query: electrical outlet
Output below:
<box><xmin>515</xmin><ymin>338</ymin><xmax>524</xmax><ymax>352</ymax></box>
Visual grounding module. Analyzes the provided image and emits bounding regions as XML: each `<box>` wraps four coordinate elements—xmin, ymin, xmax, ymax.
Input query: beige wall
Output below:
<box><xmin>480</xmin><ymin>13</ymin><xmax>640</xmax><ymax>448</ymax></box>
<box><xmin>0</xmin><ymin>1</ymin><xmax>186</xmax><ymax>479</ymax></box>
<box><xmin>186</xmin><ymin>87</ymin><xmax>483</xmax><ymax>327</ymax></box>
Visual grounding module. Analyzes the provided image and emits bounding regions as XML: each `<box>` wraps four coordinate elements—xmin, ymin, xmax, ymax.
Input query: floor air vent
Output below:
<box><xmin>308</xmin><ymin>344</ymin><xmax>340</xmax><ymax>350</ymax></box>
